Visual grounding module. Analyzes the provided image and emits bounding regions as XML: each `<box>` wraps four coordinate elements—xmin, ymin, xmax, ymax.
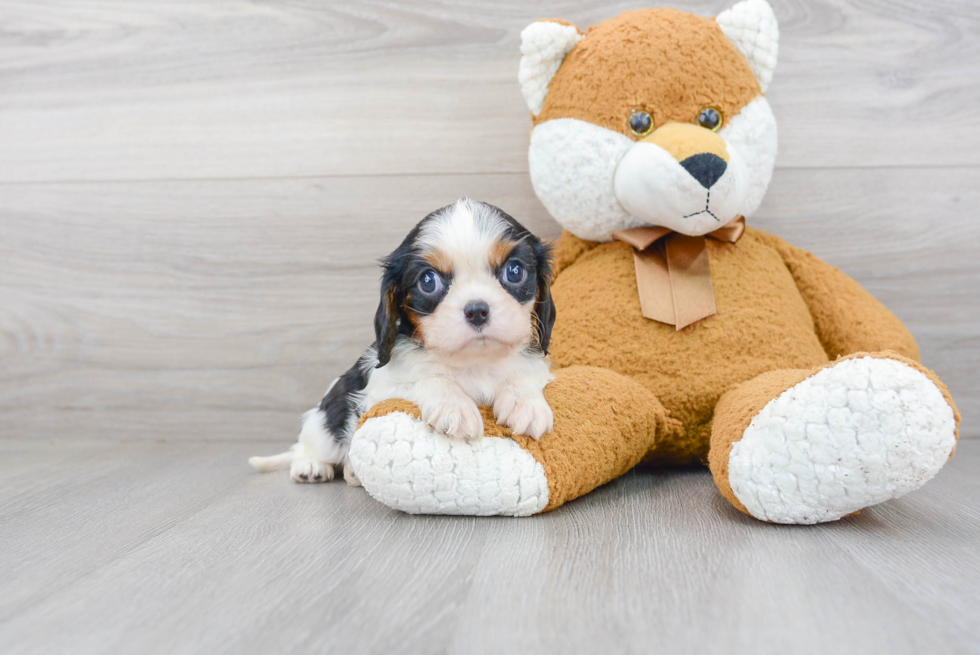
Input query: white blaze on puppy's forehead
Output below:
<box><xmin>418</xmin><ymin>199</ymin><xmax>513</xmax><ymax>278</ymax></box>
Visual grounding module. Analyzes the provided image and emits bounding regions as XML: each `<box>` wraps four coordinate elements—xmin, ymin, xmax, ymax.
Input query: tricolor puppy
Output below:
<box><xmin>249</xmin><ymin>199</ymin><xmax>556</xmax><ymax>484</ymax></box>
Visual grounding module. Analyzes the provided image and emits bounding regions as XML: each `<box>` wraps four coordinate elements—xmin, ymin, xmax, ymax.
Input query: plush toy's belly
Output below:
<box><xmin>549</xmin><ymin>233</ymin><xmax>829</xmax><ymax>465</ymax></box>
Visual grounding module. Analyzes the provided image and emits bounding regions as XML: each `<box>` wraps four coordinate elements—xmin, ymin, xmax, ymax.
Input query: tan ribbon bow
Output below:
<box><xmin>612</xmin><ymin>216</ymin><xmax>745</xmax><ymax>330</ymax></box>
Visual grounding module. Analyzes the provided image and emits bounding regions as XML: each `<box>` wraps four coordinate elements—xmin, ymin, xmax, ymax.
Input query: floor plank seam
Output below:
<box><xmin>2</xmin><ymin>163</ymin><xmax>979</xmax><ymax>187</ymax></box>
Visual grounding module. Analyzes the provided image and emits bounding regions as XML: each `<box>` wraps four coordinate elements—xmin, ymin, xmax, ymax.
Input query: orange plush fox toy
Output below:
<box><xmin>348</xmin><ymin>0</ymin><xmax>960</xmax><ymax>523</ymax></box>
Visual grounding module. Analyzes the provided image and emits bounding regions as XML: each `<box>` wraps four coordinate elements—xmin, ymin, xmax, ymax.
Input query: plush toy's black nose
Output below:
<box><xmin>464</xmin><ymin>300</ymin><xmax>490</xmax><ymax>328</ymax></box>
<box><xmin>679</xmin><ymin>153</ymin><xmax>728</xmax><ymax>189</ymax></box>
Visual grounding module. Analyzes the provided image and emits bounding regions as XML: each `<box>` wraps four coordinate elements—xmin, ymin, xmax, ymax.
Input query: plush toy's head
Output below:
<box><xmin>519</xmin><ymin>0</ymin><xmax>779</xmax><ymax>241</ymax></box>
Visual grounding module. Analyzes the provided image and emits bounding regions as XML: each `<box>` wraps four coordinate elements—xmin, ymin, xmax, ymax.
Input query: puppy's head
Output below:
<box><xmin>374</xmin><ymin>199</ymin><xmax>554</xmax><ymax>366</ymax></box>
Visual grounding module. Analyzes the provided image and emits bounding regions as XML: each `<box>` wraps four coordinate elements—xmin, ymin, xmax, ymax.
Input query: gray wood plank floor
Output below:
<box><xmin>1</xmin><ymin>0</ymin><xmax>978</xmax><ymax>437</ymax></box>
<box><xmin>1</xmin><ymin>438</ymin><xmax>978</xmax><ymax>655</ymax></box>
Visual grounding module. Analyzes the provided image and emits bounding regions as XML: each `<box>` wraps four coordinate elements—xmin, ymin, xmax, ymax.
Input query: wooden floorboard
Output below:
<box><xmin>1</xmin><ymin>0</ymin><xmax>976</xmax><ymax>435</ymax></box>
<box><xmin>0</xmin><ymin>439</ymin><xmax>977</xmax><ymax>655</ymax></box>
<box><xmin>1</xmin><ymin>167</ymin><xmax>977</xmax><ymax>438</ymax></box>
<box><xmin>1</xmin><ymin>0</ymin><xmax>979</xmax><ymax>181</ymax></box>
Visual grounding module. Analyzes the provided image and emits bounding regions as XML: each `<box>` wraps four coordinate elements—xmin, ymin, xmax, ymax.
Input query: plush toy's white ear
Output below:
<box><xmin>518</xmin><ymin>20</ymin><xmax>583</xmax><ymax>116</ymax></box>
<box><xmin>716</xmin><ymin>0</ymin><xmax>780</xmax><ymax>92</ymax></box>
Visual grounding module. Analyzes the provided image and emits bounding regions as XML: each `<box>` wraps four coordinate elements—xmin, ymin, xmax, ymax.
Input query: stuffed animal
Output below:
<box><xmin>348</xmin><ymin>0</ymin><xmax>960</xmax><ymax>523</ymax></box>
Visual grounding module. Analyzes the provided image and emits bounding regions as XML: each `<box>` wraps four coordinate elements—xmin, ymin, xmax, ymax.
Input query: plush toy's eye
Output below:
<box><xmin>697</xmin><ymin>107</ymin><xmax>723</xmax><ymax>131</ymax></box>
<box><xmin>628</xmin><ymin>110</ymin><xmax>654</xmax><ymax>138</ymax></box>
<box><xmin>418</xmin><ymin>269</ymin><xmax>443</xmax><ymax>295</ymax></box>
<box><xmin>502</xmin><ymin>261</ymin><xmax>527</xmax><ymax>285</ymax></box>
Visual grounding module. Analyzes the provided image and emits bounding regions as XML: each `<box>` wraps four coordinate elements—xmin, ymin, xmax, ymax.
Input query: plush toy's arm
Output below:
<box><xmin>350</xmin><ymin>365</ymin><xmax>677</xmax><ymax>516</ymax></box>
<box><xmin>760</xmin><ymin>232</ymin><xmax>920</xmax><ymax>361</ymax></box>
<box><xmin>552</xmin><ymin>230</ymin><xmax>600</xmax><ymax>279</ymax></box>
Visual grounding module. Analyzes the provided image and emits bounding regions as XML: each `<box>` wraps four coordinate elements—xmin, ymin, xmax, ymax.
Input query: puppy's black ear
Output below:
<box><xmin>533</xmin><ymin>240</ymin><xmax>557</xmax><ymax>354</ymax></box>
<box><xmin>374</xmin><ymin>281</ymin><xmax>400</xmax><ymax>367</ymax></box>
<box><xmin>374</xmin><ymin>242</ymin><xmax>411</xmax><ymax>367</ymax></box>
<box><xmin>373</xmin><ymin>218</ymin><xmax>430</xmax><ymax>367</ymax></box>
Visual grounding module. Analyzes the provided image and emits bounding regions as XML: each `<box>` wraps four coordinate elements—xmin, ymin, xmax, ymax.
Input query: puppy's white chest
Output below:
<box><xmin>448</xmin><ymin>366</ymin><xmax>510</xmax><ymax>406</ymax></box>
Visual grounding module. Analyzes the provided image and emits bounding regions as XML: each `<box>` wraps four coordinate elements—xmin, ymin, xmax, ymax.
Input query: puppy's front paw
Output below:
<box><xmin>290</xmin><ymin>458</ymin><xmax>335</xmax><ymax>483</ymax></box>
<box><xmin>494</xmin><ymin>386</ymin><xmax>553</xmax><ymax>439</ymax></box>
<box><xmin>423</xmin><ymin>394</ymin><xmax>484</xmax><ymax>440</ymax></box>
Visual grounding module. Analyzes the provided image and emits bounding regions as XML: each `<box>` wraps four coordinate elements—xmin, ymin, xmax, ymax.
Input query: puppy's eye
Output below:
<box><xmin>417</xmin><ymin>269</ymin><xmax>443</xmax><ymax>295</ymax></box>
<box><xmin>502</xmin><ymin>261</ymin><xmax>527</xmax><ymax>285</ymax></box>
<box><xmin>697</xmin><ymin>107</ymin><xmax>723</xmax><ymax>131</ymax></box>
<box><xmin>628</xmin><ymin>110</ymin><xmax>654</xmax><ymax>138</ymax></box>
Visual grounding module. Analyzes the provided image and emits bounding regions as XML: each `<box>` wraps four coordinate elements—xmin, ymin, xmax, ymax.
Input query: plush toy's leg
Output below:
<box><xmin>348</xmin><ymin>366</ymin><xmax>676</xmax><ymax>516</ymax></box>
<box><xmin>708</xmin><ymin>352</ymin><xmax>960</xmax><ymax>524</ymax></box>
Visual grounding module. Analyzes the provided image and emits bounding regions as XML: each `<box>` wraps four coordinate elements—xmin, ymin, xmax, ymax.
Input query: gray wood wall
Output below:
<box><xmin>1</xmin><ymin>0</ymin><xmax>977</xmax><ymax>441</ymax></box>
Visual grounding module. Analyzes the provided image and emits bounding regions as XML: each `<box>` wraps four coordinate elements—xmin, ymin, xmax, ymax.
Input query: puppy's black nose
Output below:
<box><xmin>679</xmin><ymin>153</ymin><xmax>727</xmax><ymax>189</ymax></box>
<box><xmin>464</xmin><ymin>300</ymin><xmax>490</xmax><ymax>328</ymax></box>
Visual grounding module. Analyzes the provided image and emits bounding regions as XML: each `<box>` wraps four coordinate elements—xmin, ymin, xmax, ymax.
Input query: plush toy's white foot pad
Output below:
<box><xmin>349</xmin><ymin>412</ymin><xmax>550</xmax><ymax>516</ymax></box>
<box><xmin>729</xmin><ymin>357</ymin><xmax>957</xmax><ymax>524</ymax></box>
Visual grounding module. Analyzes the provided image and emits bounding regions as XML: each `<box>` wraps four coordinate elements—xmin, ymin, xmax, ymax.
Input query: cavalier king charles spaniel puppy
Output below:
<box><xmin>250</xmin><ymin>199</ymin><xmax>556</xmax><ymax>484</ymax></box>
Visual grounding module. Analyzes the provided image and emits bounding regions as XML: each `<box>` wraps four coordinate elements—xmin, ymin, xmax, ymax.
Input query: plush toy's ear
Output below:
<box><xmin>518</xmin><ymin>20</ymin><xmax>583</xmax><ymax>116</ymax></box>
<box><xmin>716</xmin><ymin>0</ymin><xmax>780</xmax><ymax>92</ymax></box>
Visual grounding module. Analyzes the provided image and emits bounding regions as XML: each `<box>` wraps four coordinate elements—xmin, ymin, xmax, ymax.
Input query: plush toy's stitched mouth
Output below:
<box><xmin>683</xmin><ymin>190</ymin><xmax>722</xmax><ymax>222</ymax></box>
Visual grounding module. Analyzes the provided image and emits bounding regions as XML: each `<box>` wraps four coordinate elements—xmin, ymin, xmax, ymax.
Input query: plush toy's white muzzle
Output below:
<box><xmin>613</xmin><ymin>130</ymin><xmax>751</xmax><ymax>237</ymax></box>
<box><xmin>527</xmin><ymin>96</ymin><xmax>778</xmax><ymax>242</ymax></box>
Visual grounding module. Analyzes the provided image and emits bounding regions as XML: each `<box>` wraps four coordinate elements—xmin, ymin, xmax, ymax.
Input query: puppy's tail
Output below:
<box><xmin>249</xmin><ymin>444</ymin><xmax>299</xmax><ymax>472</ymax></box>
